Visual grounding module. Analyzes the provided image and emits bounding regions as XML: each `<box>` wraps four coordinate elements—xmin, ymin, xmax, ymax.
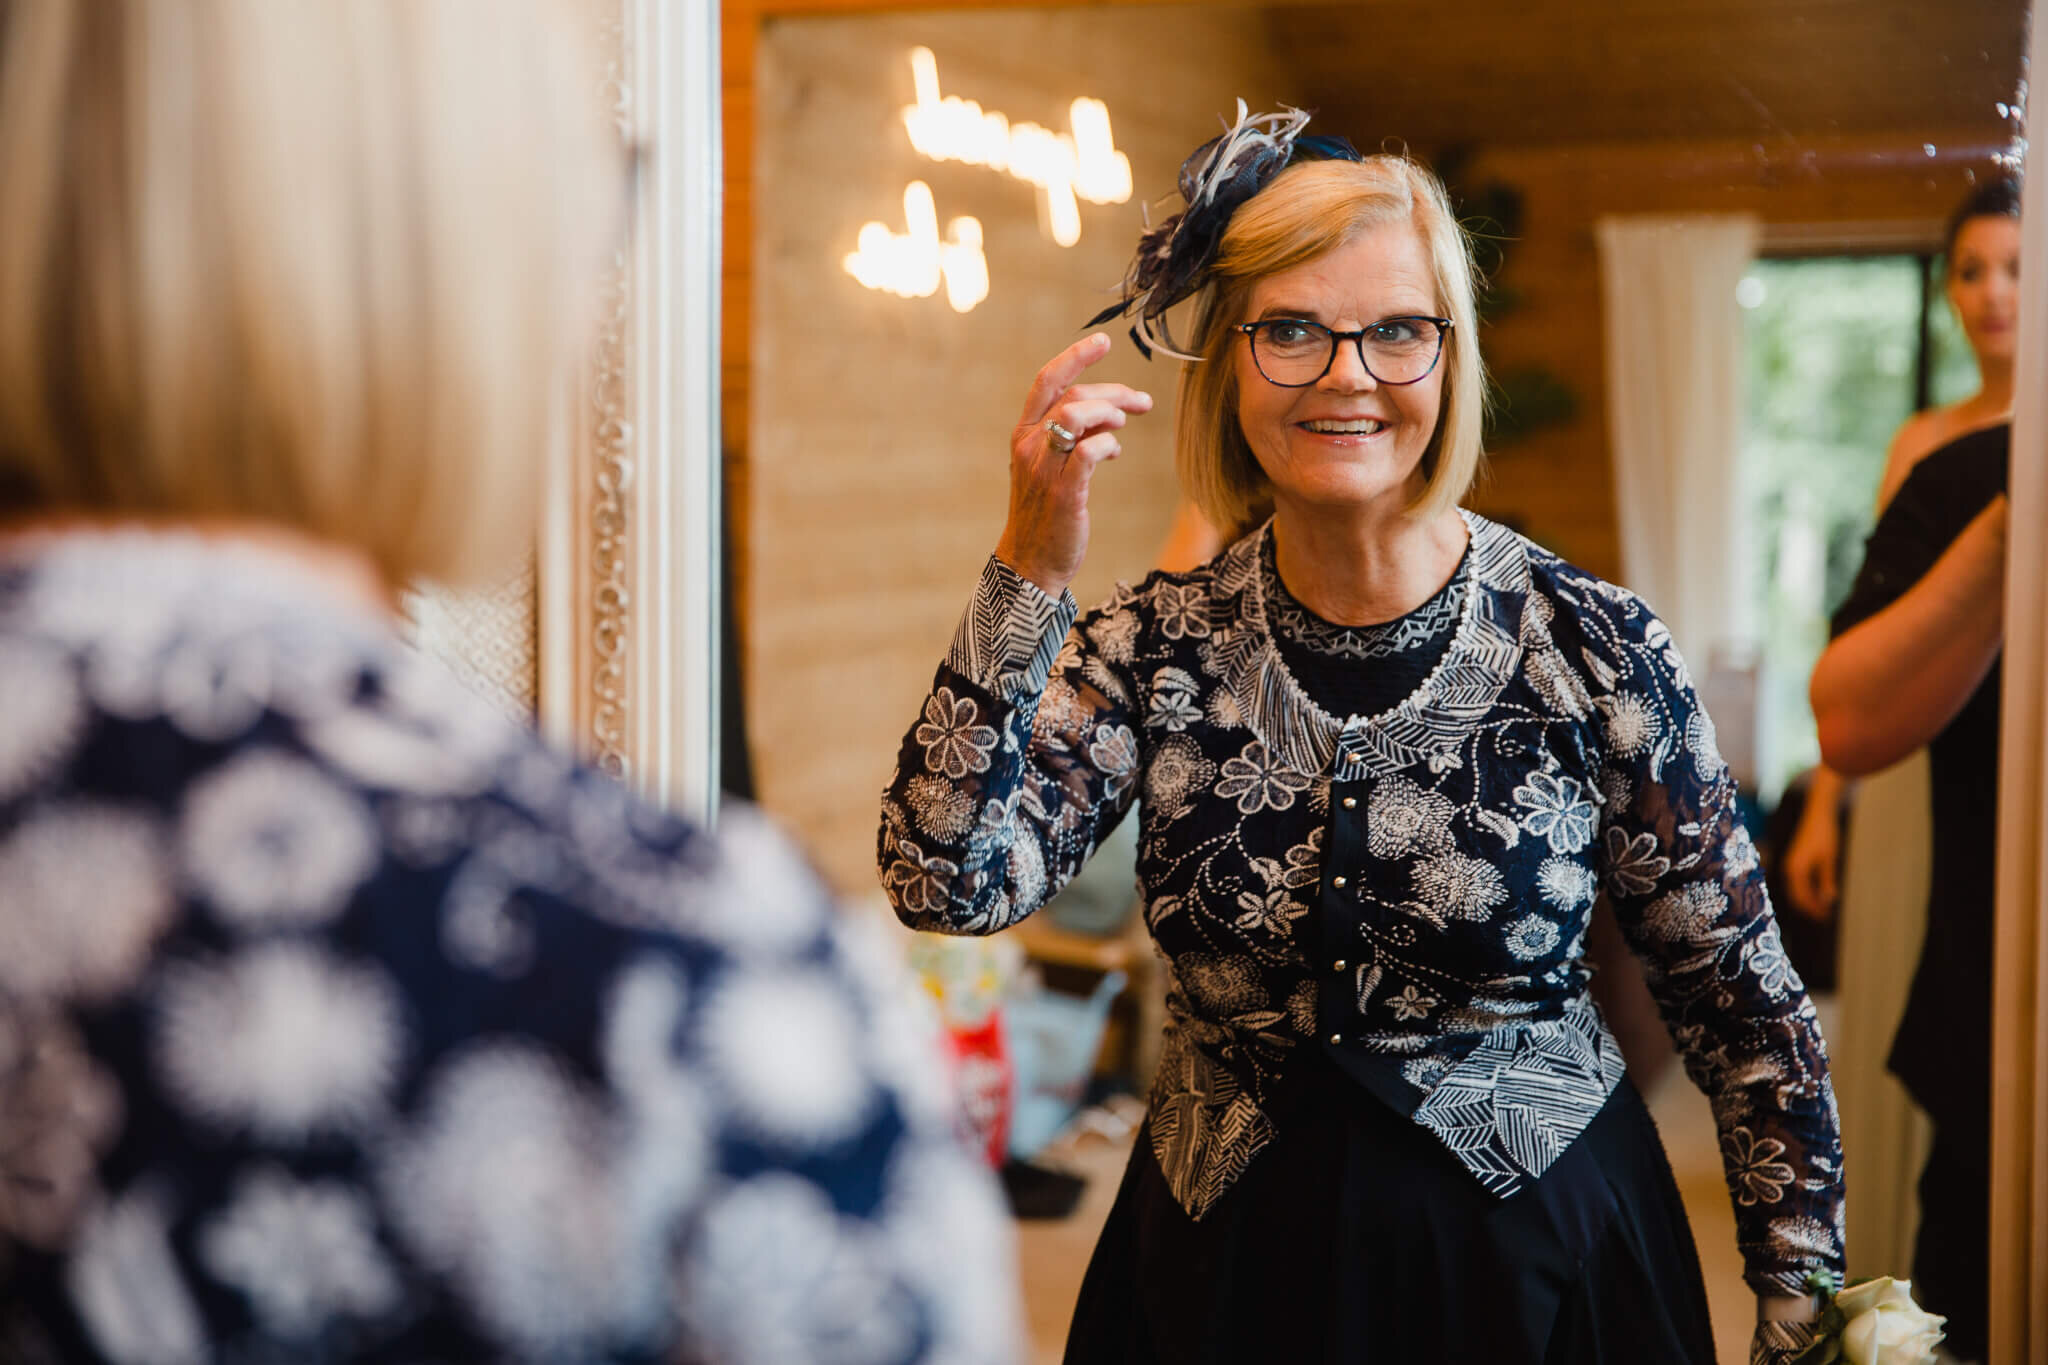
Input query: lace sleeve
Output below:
<box><xmin>1594</xmin><ymin>616</ymin><xmax>1846</xmax><ymax>1297</ymax></box>
<box><xmin>878</xmin><ymin>558</ymin><xmax>1141</xmax><ymax>936</ymax></box>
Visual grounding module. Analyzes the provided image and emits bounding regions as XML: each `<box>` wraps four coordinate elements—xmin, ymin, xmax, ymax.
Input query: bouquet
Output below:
<box><xmin>1787</xmin><ymin>1270</ymin><xmax>1946</xmax><ymax>1365</ymax></box>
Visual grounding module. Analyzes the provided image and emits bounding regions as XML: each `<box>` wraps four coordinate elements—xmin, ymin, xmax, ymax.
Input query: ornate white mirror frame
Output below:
<box><xmin>412</xmin><ymin>0</ymin><xmax>721</xmax><ymax>822</ymax></box>
<box><xmin>534</xmin><ymin>0</ymin><xmax>723</xmax><ymax>824</ymax></box>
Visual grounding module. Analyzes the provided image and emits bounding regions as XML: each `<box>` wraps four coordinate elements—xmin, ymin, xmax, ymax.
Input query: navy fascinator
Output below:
<box><xmin>1086</xmin><ymin>102</ymin><xmax>1361</xmax><ymax>360</ymax></box>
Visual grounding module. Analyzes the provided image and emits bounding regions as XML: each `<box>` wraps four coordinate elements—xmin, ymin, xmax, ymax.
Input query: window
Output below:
<box><xmin>1740</xmin><ymin>253</ymin><xmax>1979</xmax><ymax>802</ymax></box>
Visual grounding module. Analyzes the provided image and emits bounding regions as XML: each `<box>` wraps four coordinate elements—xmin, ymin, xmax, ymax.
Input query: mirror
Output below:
<box><xmin>734</xmin><ymin>0</ymin><xmax>2026</xmax><ymax>876</ymax></box>
<box><xmin>725</xmin><ymin>0</ymin><xmax>2031</xmax><ymax>1354</ymax></box>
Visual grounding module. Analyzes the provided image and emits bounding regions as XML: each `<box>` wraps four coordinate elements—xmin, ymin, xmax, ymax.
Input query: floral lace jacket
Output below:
<box><xmin>0</xmin><ymin>532</ymin><xmax>1018</xmax><ymax>1365</ymax></box>
<box><xmin>880</xmin><ymin>512</ymin><xmax>1845</xmax><ymax>1297</ymax></box>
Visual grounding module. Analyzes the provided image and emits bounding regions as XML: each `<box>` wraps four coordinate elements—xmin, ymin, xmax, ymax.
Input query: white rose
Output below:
<box><xmin>1835</xmin><ymin>1277</ymin><xmax>1945</xmax><ymax>1365</ymax></box>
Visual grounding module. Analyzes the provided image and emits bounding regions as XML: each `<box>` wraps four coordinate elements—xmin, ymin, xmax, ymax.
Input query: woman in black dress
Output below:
<box><xmin>1804</xmin><ymin>178</ymin><xmax>2020</xmax><ymax>1363</ymax></box>
<box><xmin>881</xmin><ymin>109</ymin><xmax>1844</xmax><ymax>1363</ymax></box>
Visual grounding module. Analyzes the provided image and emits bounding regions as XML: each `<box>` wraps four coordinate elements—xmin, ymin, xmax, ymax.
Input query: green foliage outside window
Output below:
<box><xmin>1741</xmin><ymin>255</ymin><xmax>1981</xmax><ymax>800</ymax></box>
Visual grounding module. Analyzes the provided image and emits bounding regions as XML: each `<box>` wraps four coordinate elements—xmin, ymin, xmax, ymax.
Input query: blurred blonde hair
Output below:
<box><xmin>1175</xmin><ymin>156</ymin><xmax>1487</xmax><ymax>540</ymax></box>
<box><xmin>0</xmin><ymin>0</ymin><xmax>620</xmax><ymax>585</ymax></box>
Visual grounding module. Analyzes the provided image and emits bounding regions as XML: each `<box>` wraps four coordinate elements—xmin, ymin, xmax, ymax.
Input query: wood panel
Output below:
<box><xmin>743</xmin><ymin>7</ymin><xmax>1286</xmax><ymax>892</ymax></box>
<box><xmin>1268</xmin><ymin>0</ymin><xmax>2026</xmax><ymax>148</ymax></box>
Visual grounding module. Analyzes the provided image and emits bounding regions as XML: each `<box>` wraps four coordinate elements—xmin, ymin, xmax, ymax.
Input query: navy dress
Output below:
<box><xmin>882</xmin><ymin>515</ymin><xmax>1843</xmax><ymax>1364</ymax></box>
<box><xmin>1066</xmin><ymin>551</ymin><xmax>1715</xmax><ymax>1362</ymax></box>
<box><xmin>0</xmin><ymin>531</ymin><xmax>1020</xmax><ymax>1365</ymax></box>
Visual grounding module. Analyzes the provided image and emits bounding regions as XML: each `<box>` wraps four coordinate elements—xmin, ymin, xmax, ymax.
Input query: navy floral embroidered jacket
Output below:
<box><xmin>0</xmin><ymin>532</ymin><xmax>1019</xmax><ymax>1364</ymax></box>
<box><xmin>880</xmin><ymin>512</ymin><xmax>1845</xmax><ymax>1297</ymax></box>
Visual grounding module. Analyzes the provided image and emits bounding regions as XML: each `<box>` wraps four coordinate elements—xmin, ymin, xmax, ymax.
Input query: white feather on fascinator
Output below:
<box><xmin>1087</xmin><ymin>102</ymin><xmax>1359</xmax><ymax>360</ymax></box>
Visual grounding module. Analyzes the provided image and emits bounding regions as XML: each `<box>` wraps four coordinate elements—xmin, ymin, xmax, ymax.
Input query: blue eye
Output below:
<box><xmin>1372</xmin><ymin>319</ymin><xmax>1423</xmax><ymax>344</ymax></box>
<box><xmin>1266</xmin><ymin>320</ymin><xmax>1317</xmax><ymax>346</ymax></box>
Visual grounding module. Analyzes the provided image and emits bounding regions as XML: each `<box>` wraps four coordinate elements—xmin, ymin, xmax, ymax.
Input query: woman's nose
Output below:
<box><xmin>1318</xmin><ymin>336</ymin><xmax>1379</xmax><ymax>392</ymax></box>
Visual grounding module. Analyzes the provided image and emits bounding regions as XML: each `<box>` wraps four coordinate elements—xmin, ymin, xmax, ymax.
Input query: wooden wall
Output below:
<box><xmin>742</xmin><ymin>7</ymin><xmax>1286</xmax><ymax>892</ymax></box>
<box><xmin>722</xmin><ymin>0</ymin><xmax>1202</xmax><ymax>647</ymax></box>
<box><xmin>1265</xmin><ymin>0</ymin><xmax>2025</xmax><ymax>148</ymax></box>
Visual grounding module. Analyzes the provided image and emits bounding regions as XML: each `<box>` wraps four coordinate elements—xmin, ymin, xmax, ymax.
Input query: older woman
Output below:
<box><xmin>0</xmin><ymin>3</ymin><xmax>1015</xmax><ymax>1361</ymax></box>
<box><xmin>881</xmin><ymin>111</ymin><xmax>1844</xmax><ymax>1363</ymax></box>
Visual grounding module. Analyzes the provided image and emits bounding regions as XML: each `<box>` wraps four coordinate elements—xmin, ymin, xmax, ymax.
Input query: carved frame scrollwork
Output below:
<box><xmin>587</xmin><ymin>252</ymin><xmax>634</xmax><ymax>777</ymax></box>
<box><xmin>538</xmin><ymin>0</ymin><xmax>721</xmax><ymax>820</ymax></box>
<box><xmin>583</xmin><ymin>3</ymin><xmax>635</xmax><ymax>780</ymax></box>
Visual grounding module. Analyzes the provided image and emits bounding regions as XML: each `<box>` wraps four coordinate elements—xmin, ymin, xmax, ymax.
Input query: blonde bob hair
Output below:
<box><xmin>1175</xmin><ymin>156</ymin><xmax>1487</xmax><ymax>540</ymax></box>
<box><xmin>0</xmin><ymin>0</ymin><xmax>619</xmax><ymax>585</ymax></box>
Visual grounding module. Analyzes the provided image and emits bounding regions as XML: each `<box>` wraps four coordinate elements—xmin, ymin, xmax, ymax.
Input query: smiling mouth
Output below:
<box><xmin>1301</xmin><ymin>418</ymin><xmax>1389</xmax><ymax>435</ymax></box>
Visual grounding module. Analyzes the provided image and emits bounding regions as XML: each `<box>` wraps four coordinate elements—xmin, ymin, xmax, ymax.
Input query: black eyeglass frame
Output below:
<box><xmin>1234</xmin><ymin>315</ymin><xmax>1455</xmax><ymax>388</ymax></box>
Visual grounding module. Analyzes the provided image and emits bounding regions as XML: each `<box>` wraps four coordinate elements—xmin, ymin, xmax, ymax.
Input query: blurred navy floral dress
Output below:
<box><xmin>881</xmin><ymin>513</ymin><xmax>1845</xmax><ymax>1363</ymax></box>
<box><xmin>0</xmin><ymin>531</ymin><xmax>1018</xmax><ymax>1365</ymax></box>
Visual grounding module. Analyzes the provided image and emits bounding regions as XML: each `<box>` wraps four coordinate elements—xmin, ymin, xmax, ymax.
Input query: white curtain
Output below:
<box><xmin>1834</xmin><ymin>753</ymin><xmax>1934</xmax><ymax>1283</ymax></box>
<box><xmin>1595</xmin><ymin>215</ymin><xmax>1760</xmax><ymax>671</ymax></box>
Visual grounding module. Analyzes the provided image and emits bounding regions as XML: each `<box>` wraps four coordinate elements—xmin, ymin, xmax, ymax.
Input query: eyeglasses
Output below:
<box><xmin>1235</xmin><ymin>316</ymin><xmax>1453</xmax><ymax>387</ymax></box>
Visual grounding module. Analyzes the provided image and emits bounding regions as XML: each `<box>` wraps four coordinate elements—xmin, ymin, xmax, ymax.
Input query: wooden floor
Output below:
<box><xmin>1011</xmin><ymin>1005</ymin><xmax>1847</xmax><ymax>1364</ymax></box>
<box><xmin>1014</xmin><ymin>1114</ymin><xmax>1138</xmax><ymax>1365</ymax></box>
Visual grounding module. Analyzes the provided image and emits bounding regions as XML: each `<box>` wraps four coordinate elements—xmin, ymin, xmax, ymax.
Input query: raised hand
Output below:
<box><xmin>994</xmin><ymin>333</ymin><xmax>1154</xmax><ymax>598</ymax></box>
